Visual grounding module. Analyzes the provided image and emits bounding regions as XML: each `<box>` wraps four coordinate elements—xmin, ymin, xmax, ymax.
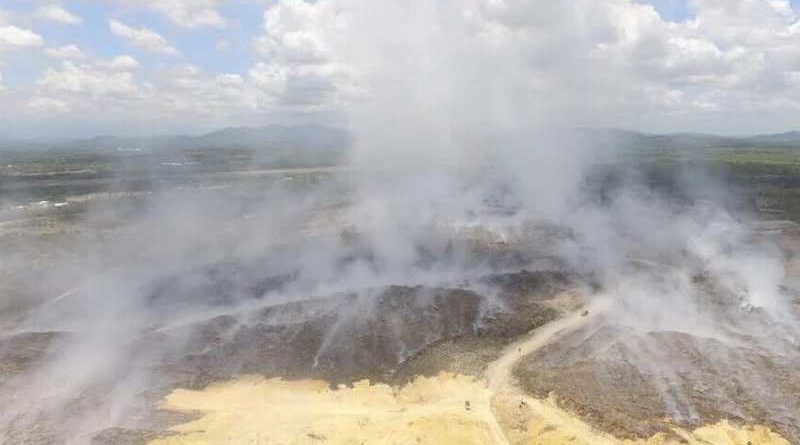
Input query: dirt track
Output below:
<box><xmin>484</xmin><ymin>296</ymin><xmax>612</xmax><ymax>393</ymax></box>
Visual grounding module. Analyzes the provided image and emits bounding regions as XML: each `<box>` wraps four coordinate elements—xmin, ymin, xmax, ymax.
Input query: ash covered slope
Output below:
<box><xmin>515</xmin><ymin>233</ymin><xmax>800</xmax><ymax>443</ymax></box>
<box><xmin>2</xmin><ymin>166</ymin><xmax>799</xmax><ymax>444</ymax></box>
<box><xmin>0</xmin><ymin>267</ymin><xmax>580</xmax><ymax>445</ymax></box>
<box><xmin>517</xmin><ymin>324</ymin><xmax>800</xmax><ymax>441</ymax></box>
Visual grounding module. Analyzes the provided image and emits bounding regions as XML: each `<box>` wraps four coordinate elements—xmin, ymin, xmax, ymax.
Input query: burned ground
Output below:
<box><xmin>0</xmin><ymin>269</ymin><xmax>580</xmax><ymax>445</ymax></box>
<box><xmin>515</xmin><ymin>324</ymin><xmax>800</xmax><ymax>442</ymax></box>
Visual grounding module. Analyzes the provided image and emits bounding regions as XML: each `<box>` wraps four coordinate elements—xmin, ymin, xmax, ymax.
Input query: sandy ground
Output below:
<box><xmin>147</xmin><ymin>375</ymin><xmax>790</xmax><ymax>445</ymax></box>
<box><xmin>492</xmin><ymin>387</ymin><xmax>791</xmax><ymax>445</ymax></box>
<box><xmin>148</xmin><ymin>299</ymin><xmax>792</xmax><ymax>445</ymax></box>
<box><xmin>148</xmin><ymin>373</ymin><xmax>503</xmax><ymax>445</ymax></box>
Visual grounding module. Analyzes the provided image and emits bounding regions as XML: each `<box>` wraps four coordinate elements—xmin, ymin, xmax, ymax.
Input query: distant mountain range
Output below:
<box><xmin>0</xmin><ymin>124</ymin><xmax>350</xmax><ymax>152</ymax></box>
<box><xmin>586</xmin><ymin>129</ymin><xmax>800</xmax><ymax>150</ymax></box>
<box><xmin>2</xmin><ymin>125</ymin><xmax>800</xmax><ymax>153</ymax></box>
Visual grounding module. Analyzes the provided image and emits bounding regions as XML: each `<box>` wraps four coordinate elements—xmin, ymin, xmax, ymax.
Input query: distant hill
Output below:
<box><xmin>4</xmin><ymin>126</ymin><xmax>800</xmax><ymax>154</ymax></box>
<box><xmin>197</xmin><ymin>124</ymin><xmax>348</xmax><ymax>150</ymax></box>
<box><xmin>748</xmin><ymin>131</ymin><xmax>800</xmax><ymax>145</ymax></box>
<box><xmin>0</xmin><ymin>124</ymin><xmax>350</xmax><ymax>153</ymax></box>
<box><xmin>579</xmin><ymin>129</ymin><xmax>800</xmax><ymax>150</ymax></box>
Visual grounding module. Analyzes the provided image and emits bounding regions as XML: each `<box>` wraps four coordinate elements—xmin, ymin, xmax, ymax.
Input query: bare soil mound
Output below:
<box><xmin>1</xmin><ymin>269</ymin><xmax>578</xmax><ymax>445</ymax></box>
<box><xmin>515</xmin><ymin>325</ymin><xmax>800</xmax><ymax>442</ymax></box>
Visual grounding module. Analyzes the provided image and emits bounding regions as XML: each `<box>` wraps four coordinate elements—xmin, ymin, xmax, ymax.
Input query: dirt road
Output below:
<box><xmin>485</xmin><ymin>297</ymin><xmax>612</xmax><ymax>393</ymax></box>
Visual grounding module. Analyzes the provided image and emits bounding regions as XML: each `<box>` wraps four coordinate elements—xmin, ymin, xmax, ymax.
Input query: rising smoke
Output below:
<box><xmin>2</xmin><ymin>1</ymin><xmax>799</xmax><ymax>444</ymax></box>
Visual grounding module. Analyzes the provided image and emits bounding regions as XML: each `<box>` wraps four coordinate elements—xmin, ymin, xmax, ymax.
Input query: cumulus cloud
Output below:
<box><xmin>102</xmin><ymin>54</ymin><xmax>140</xmax><ymax>70</ymax></box>
<box><xmin>11</xmin><ymin>0</ymin><xmax>800</xmax><ymax>134</ymax></box>
<box><xmin>255</xmin><ymin>0</ymin><xmax>343</xmax><ymax>64</ymax></box>
<box><xmin>35</xmin><ymin>4</ymin><xmax>83</xmax><ymax>25</ymax></box>
<box><xmin>109</xmin><ymin>19</ymin><xmax>179</xmax><ymax>55</ymax></box>
<box><xmin>0</xmin><ymin>25</ymin><xmax>44</xmax><ymax>51</ymax></box>
<box><xmin>27</xmin><ymin>95</ymin><xmax>71</xmax><ymax>114</ymax></box>
<box><xmin>216</xmin><ymin>73</ymin><xmax>244</xmax><ymax>86</ymax></box>
<box><xmin>259</xmin><ymin>0</ymin><xmax>800</xmax><ymax>132</ymax></box>
<box><xmin>114</xmin><ymin>0</ymin><xmax>225</xmax><ymax>28</ymax></box>
<box><xmin>45</xmin><ymin>44</ymin><xmax>86</xmax><ymax>59</ymax></box>
<box><xmin>567</xmin><ymin>0</ymin><xmax>800</xmax><ymax>127</ymax></box>
<box><xmin>156</xmin><ymin>65</ymin><xmax>259</xmax><ymax>117</ymax></box>
<box><xmin>36</xmin><ymin>56</ymin><xmax>147</xmax><ymax>100</ymax></box>
<box><xmin>28</xmin><ymin>55</ymin><xmax>261</xmax><ymax>124</ymax></box>
<box><xmin>249</xmin><ymin>0</ymin><xmax>357</xmax><ymax>110</ymax></box>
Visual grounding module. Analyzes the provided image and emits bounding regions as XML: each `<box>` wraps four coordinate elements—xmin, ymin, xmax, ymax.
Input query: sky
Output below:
<box><xmin>3</xmin><ymin>0</ymin><xmax>800</xmax><ymax>137</ymax></box>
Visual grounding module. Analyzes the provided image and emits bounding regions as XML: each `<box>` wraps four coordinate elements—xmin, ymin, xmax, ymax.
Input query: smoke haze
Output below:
<box><xmin>2</xmin><ymin>1</ymin><xmax>800</xmax><ymax>444</ymax></box>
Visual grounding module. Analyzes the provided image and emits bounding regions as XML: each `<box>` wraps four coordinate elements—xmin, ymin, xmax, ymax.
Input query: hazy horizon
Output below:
<box><xmin>6</xmin><ymin>124</ymin><xmax>800</xmax><ymax>144</ymax></box>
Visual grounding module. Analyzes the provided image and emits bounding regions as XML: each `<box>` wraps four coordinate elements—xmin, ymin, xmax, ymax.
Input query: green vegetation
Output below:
<box><xmin>624</xmin><ymin>145</ymin><xmax>800</xmax><ymax>221</ymax></box>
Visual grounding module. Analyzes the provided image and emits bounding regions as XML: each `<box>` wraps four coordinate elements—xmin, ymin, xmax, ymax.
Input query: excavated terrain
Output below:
<box><xmin>2</xmin><ymin>200</ymin><xmax>798</xmax><ymax>445</ymax></box>
<box><xmin>512</xmin><ymin>230</ymin><xmax>800</xmax><ymax>444</ymax></box>
<box><xmin>515</xmin><ymin>325</ymin><xmax>800</xmax><ymax>442</ymax></box>
<box><xmin>0</xmin><ymin>269</ymin><xmax>581</xmax><ymax>445</ymax></box>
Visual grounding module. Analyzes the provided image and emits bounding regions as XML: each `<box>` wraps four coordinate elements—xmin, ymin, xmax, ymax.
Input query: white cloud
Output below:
<box><xmin>109</xmin><ymin>19</ymin><xmax>179</xmax><ymax>55</ymax></box>
<box><xmin>28</xmin><ymin>57</ymin><xmax>257</xmax><ymax>121</ymax></box>
<box><xmin>242</xmin><ymin>0</ymin><xmax>800</xmax><ymax>133</ymax></box>
<box><xmin>28</xmin><ymin>55</ymin><xmax>154</xmax><ymax>116</ymax></box>
<box><xmin>216</xmin><ymin>73</ymin><xmax>244</xmax><ymax>86</ymax></box>
<box><xmin>0</xmin><ymin>71</ymin><xmax>5</xmax><ymax>91</ymax></box>
<box><xmin>28</xmin><ymin>96</ymin><xmax>71</xmax><ymax>114</ymax></box>
<box><xmin>248</xmin><ymin>62</ymin><xmax>289</xmax><ymax>99</ymax></box>
<box><xmin>247</xmin><ymin>61</ymin><xmax>347</xmax><ymax>108</ymax></box>
<box><xmin>578</xmin><ymin>0</ymin><xmax>800</xmax><ymax>117</ymax></box>
<box><xmin>102</xmin><ymin>55</ymin><xmax>140</xmax><ymax>70</ymax></box>
<box><xmin>156</xmin><ymin>65</ymin><xmax>258</xmax><ymax>116</ymax></box>
<box><xmin>35</xmin><ymin>4</ymin><xmax>82</xmax><ymax>25</ymax></box>
<box><xmin>255</xmin><ymin>0</ymin><xmax>343</xmax><ymax>63</ymax></box>
<box><xmin>15</xmin><ymin>0</ymin><xmax>800</xmax><ymax>134</ymax></box>
<box><xmin>45</xmin><ymin>44</ymin><xmax>86</xmax><ymax>59</ymax></box>
<box><xmin>250</xmin><ymin>0</ymin><xmax>356</xmax><ymax>109</ymax></box>
<box><xmin>113</xmin><ymin>0</ymin><xmax>225</xmax><ymax>28</ymax></box>
<box><xmin>0</xmin><ymin>25</ymin><xmax>44</xmax><ymax>51</ymax></box>
<box><xmin>37</xmin><ymin>58</ymin><xmax>145</xmax><ymax>97</ymax></box>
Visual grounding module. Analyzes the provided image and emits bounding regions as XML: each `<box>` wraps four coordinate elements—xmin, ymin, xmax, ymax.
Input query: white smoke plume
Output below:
<box><xmin>2</xmin><ymin>1</ymin><xmax>799</xmax><ymax>443</ymax></box>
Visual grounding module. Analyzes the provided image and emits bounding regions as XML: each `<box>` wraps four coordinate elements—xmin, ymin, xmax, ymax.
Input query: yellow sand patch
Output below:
<box><xmin>149</xmin><ymin>373</ymin><xmax>791</xmax><ymax>445</ymax></box>
<box><xmin>149</xmin><ymin>373</ymin><xmax>504</xmax><ymax>445</ymax></box>
<box><xmin>493</xmin><ymin>389</ymin><xmax>790</xmax><ymax>445</ymax></box>
<box><xmin>691</xmin><ymin>421</ymin><xmax>791</xmax><ymax>445</ymax></box>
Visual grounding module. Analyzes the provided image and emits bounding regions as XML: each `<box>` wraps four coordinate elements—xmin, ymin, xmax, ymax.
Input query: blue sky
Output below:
<box><xmin>1</xmin><ymin>0</ymin><xmax>743</xmax><ymax>89</ymax></box>
<box><xmin>4</xmin><ymin>0</ymin><xmax>800</xmax><ymax>137</ymax></box>
<box><xmin>0</xmin><ymin>0</ymin><xmax>264</xmax><ymax>85</ymax></box>
<box><xmin>639</xmin><ymin>0</ymin><xmax>692</xmax><ymax>21</ymax></box>
<box><xmin>643</xmin><ymin>0</ymin><xmax>800</xmax><ymax>21</ymax></box>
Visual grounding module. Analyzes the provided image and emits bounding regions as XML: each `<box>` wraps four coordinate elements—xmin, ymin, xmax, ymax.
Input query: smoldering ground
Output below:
<box><xmin>2</xmin><ymin>1</ymin><xmax>800</xmax><ymax>444</ymax></box>
<box><xmin>3</xmin><ymin>132</ymin><xmax>799</xmax><ymax>443</ymax></box>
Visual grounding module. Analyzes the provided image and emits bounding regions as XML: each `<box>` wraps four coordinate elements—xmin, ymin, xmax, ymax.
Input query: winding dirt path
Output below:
<box><xmin>482</xmin><ymin>296</ymin><xmax>613</xmax><ymax>444</ymax></box>
<box><xmin>485</xmin><ymin>297</ymin><xmax>612</xmax><ymax>393</ymax></box>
